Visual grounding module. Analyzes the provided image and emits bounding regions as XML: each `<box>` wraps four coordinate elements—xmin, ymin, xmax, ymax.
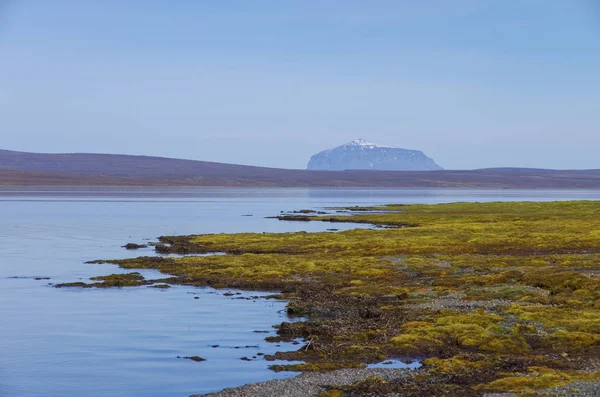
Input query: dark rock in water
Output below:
<box><xmin>307</xmin><ymin>139</ymin><xmax>442</xmax><ymax>171</ymax></box>
<box><xmin>178</xmin><ymin>356</ymin><xmax>206</xmax><ymax>362</ymax></box>
<box><xmin>123</xmin><ymin>243</ymin><xmax>148</xmax><ymax>250</ymax></box>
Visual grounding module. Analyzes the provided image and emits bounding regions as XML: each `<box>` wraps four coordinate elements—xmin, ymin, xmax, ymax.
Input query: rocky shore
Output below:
<box><xmin>195</xmin><ymin>368</ymin><xmax>421</xmax><ymax>397</ymax></box>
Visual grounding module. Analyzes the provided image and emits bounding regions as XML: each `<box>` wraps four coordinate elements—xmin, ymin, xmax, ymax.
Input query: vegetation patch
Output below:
<box><xmin>62</xmin><ymin>201</ymin><xmax>600</xmax><ymax>395</ymax></box>
<box><xmin>56</xmin><ymin>272</ymin><xmax>152</xmax><ymax>288</ymax></box>
<box><xmin>474</xmin><ymin>366</ymin><xmax>600</xmax><ymax>393</ymax></box>
<box><xmin>55</xmin><ymin>272</ymin><xmax>175</xmax><ymax>288</ymax></box>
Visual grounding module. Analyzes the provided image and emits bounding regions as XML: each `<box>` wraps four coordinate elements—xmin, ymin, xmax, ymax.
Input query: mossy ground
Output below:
<box><xmin>55</xmin><ymin>272</ymin><xmax>151</xmax><ymax>288</ymax></box>
<box><xmin>62</xmin><ymin>201</ymin><xmax>600</xmax><ymax>395</ymax></box>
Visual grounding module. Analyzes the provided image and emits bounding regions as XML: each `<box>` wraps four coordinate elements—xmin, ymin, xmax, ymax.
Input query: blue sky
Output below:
<box><xmin>1</xmin><ymin>1</ymin><xmax>599</xmax><ymax>169</ymax></box>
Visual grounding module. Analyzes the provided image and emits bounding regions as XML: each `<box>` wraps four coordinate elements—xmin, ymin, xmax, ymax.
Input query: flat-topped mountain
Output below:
<box><xmin>307</xmin><ymin>139</ymin><xmax>442</xmax><ymax>171</ymax></box>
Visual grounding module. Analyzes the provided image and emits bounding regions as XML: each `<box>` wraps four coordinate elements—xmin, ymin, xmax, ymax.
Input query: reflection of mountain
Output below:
<box><xmin>308</xmin><ymin>139</ymin><xmax>442</xmax><ymax>171</ymax></box>
<box><xmin>1</xmin><ymin>149</ymin><xmax>599</xmax><ymax>188</ymax></box>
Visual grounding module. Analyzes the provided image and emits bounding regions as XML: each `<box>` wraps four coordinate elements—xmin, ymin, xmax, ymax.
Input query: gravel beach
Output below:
<box><xmin>195</xmin><ymin>368</ymin><xmax>600</xmax><ymax>397</ymax></box>
<box><xmin>194</xmin><ymin>367</ymin><xmax>421</xmax><ymax>397</ymax></box>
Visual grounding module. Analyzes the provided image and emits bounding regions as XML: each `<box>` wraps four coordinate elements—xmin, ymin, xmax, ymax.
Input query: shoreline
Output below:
<box><xmin>195</xmin><ymin>367</ymin><xmax>422</xmax><ymax>397</ymax></box>
<box><xmin>60</xmin><ymin>201</ymin><xmax>600</xmax><ymax>396</ymax></box>
<box><xmin>197</xmin><ymin>366</ymin><xmax>600</xmax><ymax>397</ymax></box>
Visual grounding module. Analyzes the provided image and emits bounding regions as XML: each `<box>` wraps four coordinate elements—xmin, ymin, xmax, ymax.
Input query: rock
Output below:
<box><xmin>151</xmin><ymin>284</ymin><xmax>171</xmax><ymax>289</ymax></box>
<box><xmin>178</xmin><ymin>355</ymin><xmax>206</xmax><ymax>362</ymax></box>
<box><xmin>122</xmin><ymin>243</ymin><xmax>148</xmax><ymax>250</ymax></box>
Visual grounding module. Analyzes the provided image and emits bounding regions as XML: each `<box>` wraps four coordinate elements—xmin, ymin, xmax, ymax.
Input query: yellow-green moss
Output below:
<box><xmin>70</xmin><ymin>200</ymin><xmax>600</xmax><ymax>391</ymax></box>
<box><xmin>391</xmin><ymin>310</ymin><xmax>531</xmax><ymax>354</ymax></box>
<box><xmin>545</xmin><ymin>330</ymin><xmax>600</xmax><ymax>351</ymax></box>
<box><xmin>507</xmin><ymin>305</ymin><xmax>600</xmax><ymax>333</ymax></box>
<box><xmin>423</xmin><ymin>355</ymin><xmax>491</xmax><ymax>375</ymax></box>
<box><xmin>475</xmin><ymin>367</ymin><xmax>600</xmax><ymax>392</ymax></box>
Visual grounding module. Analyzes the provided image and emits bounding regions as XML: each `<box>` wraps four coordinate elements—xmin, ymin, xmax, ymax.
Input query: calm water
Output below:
<box><xmin>2</xmin><ymin>187</ymin><xmax>600</xmax><ymax>397</ymax></box>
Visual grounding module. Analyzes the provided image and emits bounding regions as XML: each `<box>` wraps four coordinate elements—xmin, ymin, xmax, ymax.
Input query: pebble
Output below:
<box><xmin>194</xmin><ymin>368</ymin><xmax>420</xmax><ymax>397</ymax></box>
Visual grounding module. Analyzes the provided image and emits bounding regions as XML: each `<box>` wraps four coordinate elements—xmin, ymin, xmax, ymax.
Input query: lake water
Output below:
<box><xmin>2</xmin><ymin>187</ymin><xmax>600</xmax><ymax>397</ymax></box>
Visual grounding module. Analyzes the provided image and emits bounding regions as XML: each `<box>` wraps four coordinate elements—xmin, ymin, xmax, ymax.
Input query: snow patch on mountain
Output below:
<box><xmin>307</xmin><ymin>139</ymin><xmax>442</xmax><ymax>171</ymax></box>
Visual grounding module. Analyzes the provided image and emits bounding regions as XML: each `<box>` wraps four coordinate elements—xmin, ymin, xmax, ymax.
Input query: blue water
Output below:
<box><xmin>2</xmin><ymin>187</ymin><xmax>600</xmax><ymax>397</ymax></box>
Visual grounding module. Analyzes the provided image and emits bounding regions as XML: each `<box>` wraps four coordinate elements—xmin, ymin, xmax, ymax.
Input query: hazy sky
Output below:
<box><xmin>1</xmin><ymin>1</ymin><xmax>599</xmax><ymax>170</ymax></box>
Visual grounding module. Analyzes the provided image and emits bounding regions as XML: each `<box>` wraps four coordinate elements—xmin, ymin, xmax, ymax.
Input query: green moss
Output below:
<box><xmin>507</xmin><ymin>305</ymin><xmax>600</xmax><ymax>333</ymax></box>
<box><xmin>475</xmin><ymin>367</ymin><xmax>600</xmax><ymax>392</ymax></box>
<box><xmin>55</xmin><ymin>281</ymin><xmax>91</xmax><ymax>288</ymax></box>
<box><xmin>391</xmin><ymin>310</ymin><xmax>531</xmax><ymax>354</ymax></box>
<box><xmin>423</xmin><ymin>355</ymin><xmax>491</xmax><ymax>375</ymax></box>
<box><xmin>64</xmin><ymin>200</ymin><xmax>600</xmax><ymax>391</ymax></box>
<box><xmin>545</xmin><ymin>330</ymin><xmax>600</xmax><ymax>351</ymax></box>
<box><xmin>56</xmin><ymin>272</ymin><xmax>149</xmax><ymax>288</ymax></box>
<box><xmin>465</xmin><ymin>285</ymin><xmax>545</xmax><ymax>302</ymax></box>
<box><xmin>475</xmin><ymin>368</ymin><xmax>571</xmax><ymax>392</ymax></box>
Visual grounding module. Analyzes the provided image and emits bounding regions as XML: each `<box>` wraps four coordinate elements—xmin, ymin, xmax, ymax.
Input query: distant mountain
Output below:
<box><xmin>1</xmin><ymin>149</ymin><xmax>600</xmax><ymax>189</ymax></box>
<box><xmin>307</xmin><ymin>139</ymin><xmax>442</xmax><ymax>171</ymax></box>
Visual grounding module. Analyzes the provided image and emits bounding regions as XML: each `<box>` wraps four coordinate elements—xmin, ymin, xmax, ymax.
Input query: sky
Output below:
<box><xmin>0</xmin><ymin>1</ymin><xmax>599</xmax><ymax>170</ymax></box>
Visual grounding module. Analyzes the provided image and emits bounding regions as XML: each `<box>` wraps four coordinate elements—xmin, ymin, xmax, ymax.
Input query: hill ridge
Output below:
<box><xmin>1</xmin><ymin>148</ymin><xmax>600</xmax><ymax>188</ymax></box>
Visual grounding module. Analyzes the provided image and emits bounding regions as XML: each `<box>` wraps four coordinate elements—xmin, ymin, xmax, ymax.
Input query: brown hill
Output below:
<box><xmin>1</xmin><ymin>149</ymin><xmax>600</xmax><ymax>188</ymax></box>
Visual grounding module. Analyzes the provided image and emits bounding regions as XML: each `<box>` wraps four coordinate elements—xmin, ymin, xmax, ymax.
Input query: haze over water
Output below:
<box><xmin>2</xmin><ymin>188</ymin><xmax>600</xmax><ymax>397</ymax></box>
